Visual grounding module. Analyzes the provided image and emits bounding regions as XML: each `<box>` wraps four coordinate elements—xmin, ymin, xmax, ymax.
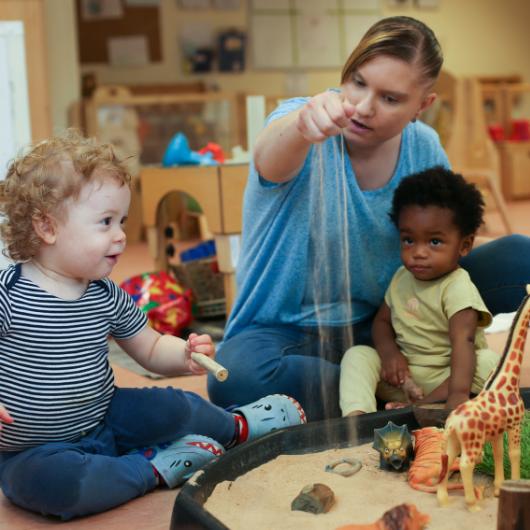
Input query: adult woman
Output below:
<box><xmin>208</xmin><ymin>16</ymin><xmax>530</xmax><ymax>421</ymax></box>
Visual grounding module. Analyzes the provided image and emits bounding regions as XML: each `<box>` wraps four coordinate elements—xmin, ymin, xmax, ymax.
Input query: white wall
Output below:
<box><xmin>44</xmin><ymin>0</ymin><xmax>79</xmax><ymax>133</ymax></box>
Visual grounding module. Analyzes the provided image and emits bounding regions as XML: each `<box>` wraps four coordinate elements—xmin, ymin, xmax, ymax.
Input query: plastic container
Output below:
<box><xmin>171</xmin><ymin>389</ymin><xmax>530</xmax><ymax>529</ymax></box>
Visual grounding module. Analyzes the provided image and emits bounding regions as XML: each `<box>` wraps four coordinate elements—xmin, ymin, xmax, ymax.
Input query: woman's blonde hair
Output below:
<box><xmin>341</xmin><ymin>16</ymin><xmax>443</xmax><ymax>86</ymax></box>
<box><xmin>0</xmin><ymin>130</ymin><xmax>131</xmax><ymax>262</ymax></box>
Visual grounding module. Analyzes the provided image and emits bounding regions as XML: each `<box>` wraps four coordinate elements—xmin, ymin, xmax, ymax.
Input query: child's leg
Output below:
<box><xmin>339</xmin><ymin>345</ymin><xmax>381</xmax><ymax>415</ymax></box>
<box><xmin>108</xmin><ymin>387</ymin><xmax>305</xmax><ymax>489</ymax></box>
<box><xmin>471</xmin><ymin>348</ymin><xmax>501</xmax><ymax>392</ymax></box>
<box><xmin>106</xmin><ymin>387</ymin><xmax>237</xmax><ymax>451</ymax></box>
<box><xmin>0</xmin><ymin>436</ymin><xmax>156</xmax><ymax>520</ymax></box>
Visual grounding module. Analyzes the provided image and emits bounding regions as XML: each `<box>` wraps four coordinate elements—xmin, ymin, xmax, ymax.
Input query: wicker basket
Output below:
<box><xmin>170</xmin><ymin>257</ymin><xmax>225</xmax><ymax>318</ymax></box>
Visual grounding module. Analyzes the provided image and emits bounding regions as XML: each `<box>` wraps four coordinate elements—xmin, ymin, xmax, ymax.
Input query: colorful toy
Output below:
<box><xmin>162</xmin><ymin>132</ymin><xmax>218</xmax><ymax>167</ymax></box>
<box><xmin>373</xmin><ymin>421</ymin><xmax>413</xmax><ymax>471</ymax></box>
<box><xmin>408</xmin><ymin>427</ymin><xmax>463</xmax><ymax>493</ymax></box>
<box><xmin>120</xmin><ymin>271</ymin><xmax>192</xmax><ymax>336</ymax></box>
<box><xmin>336</xmin><ymin>503</ymin><xmax>430</xmax><ymax>530</ymax></box>
<box><xmin>437</xmin><ymin>286</ymin><xmax>530</xmax><ymax>510</ymax></box>
<box><xmin>198</xmin><ymin>142</ymin><xmax>225</xmax><ymax>163</ymax></box>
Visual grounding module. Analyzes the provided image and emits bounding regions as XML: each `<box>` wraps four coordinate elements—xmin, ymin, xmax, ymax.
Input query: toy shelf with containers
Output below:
<box><xmin>485</xmin><ymin>82</ymin><xmax>530</xmax><ymax>200</ymax></box>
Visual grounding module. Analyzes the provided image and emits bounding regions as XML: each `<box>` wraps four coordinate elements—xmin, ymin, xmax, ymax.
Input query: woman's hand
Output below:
<box><xmin>0</xmin><ymin>403</ymin><xmax>13</xmax><ymax>432</ymax></box>
<box><xmin>296</xmin><ymin>91</ymin><xmax>355</xmax><ymax>143</ymax></box>
<box><xmin>380</xmin><ymin>352</ymin><xmax>410</xmax><ymax>388</ymax></box>
<box><xmin>185</xmin><ymin>333</ymin><xmax>215</xmax><ymax>375</ymax></box>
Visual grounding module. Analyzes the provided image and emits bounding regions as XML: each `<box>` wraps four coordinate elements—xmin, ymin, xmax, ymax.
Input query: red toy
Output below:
<box><xmin>120</xmin><ymin>271</ymin><xmax>192</xmax><ymax>336</ymax></box>
<box><xmin>198</xmin><ymin>142</ymin><xmax>225</xmax><ymax>163</ymax></box>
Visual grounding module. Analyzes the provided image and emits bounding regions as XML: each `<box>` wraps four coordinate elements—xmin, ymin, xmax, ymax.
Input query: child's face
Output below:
<box><xmin>398</xmin><ymin>205</ymin><xmax>473</xmax><ymax>281</ymax></box>
<box><xmin>50</xmin><ymin>174</ymin><xmax>130</xmax><ymax>281</ymax></box>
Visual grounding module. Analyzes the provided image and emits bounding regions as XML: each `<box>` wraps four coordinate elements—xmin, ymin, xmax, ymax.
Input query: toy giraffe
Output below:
<box><xmin>437</xmin><ymin>286</ymin><xmax>530</xmax><ymax>510</ymax></box>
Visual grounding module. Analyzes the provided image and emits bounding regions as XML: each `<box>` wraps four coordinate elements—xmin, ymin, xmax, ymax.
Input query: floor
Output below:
<box><xmin>1</xmin><ymin>199</ymin><xmax>530</xmax><ymax>529</ymax></box>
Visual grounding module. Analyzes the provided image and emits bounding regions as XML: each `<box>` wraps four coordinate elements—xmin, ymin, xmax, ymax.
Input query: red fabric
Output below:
<box><xmin>120</xmin><ymin>271</ymin><xmax>192</xmax><ymax>336</ymax></box>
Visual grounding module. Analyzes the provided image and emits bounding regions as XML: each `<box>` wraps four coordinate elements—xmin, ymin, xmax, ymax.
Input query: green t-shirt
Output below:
<box><xmin>384</xmin><ymin>266</ymin><xmax>492</xmax><ymax>367</ymax></box>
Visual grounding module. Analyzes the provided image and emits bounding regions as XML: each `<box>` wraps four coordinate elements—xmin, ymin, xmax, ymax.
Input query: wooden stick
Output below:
<box><xmin>191</xmin><ymin>352</ymin><xmax>229</xmax><ymax>382</ymax></box>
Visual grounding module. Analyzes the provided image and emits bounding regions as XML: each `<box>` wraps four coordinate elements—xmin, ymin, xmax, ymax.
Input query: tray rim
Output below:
<box><xmin>171</xmin><ymin>387</ymin><xmax>530</xmax><ymax>530</ymax></box>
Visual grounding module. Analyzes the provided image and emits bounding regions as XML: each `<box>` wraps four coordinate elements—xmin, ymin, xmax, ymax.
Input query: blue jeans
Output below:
<box><xmin>209</xmin><ymin>234</ymin><xmax>530</xmax><ymax>421</ymax></box>
<box><xmin>0</xmin><ymin>387</ymin><xmax>235</xmax><ymax>520</ymax></box>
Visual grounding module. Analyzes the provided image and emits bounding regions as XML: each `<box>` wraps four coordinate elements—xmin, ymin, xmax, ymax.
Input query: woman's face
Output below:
<box><xmin>341</xmin><ymin>55</ymin><xmax>436</xmax><ymax>148</ymax></box>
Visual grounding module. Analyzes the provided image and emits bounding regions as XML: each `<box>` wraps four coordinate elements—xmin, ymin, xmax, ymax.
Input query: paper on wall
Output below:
<box><xmin>81</xmin><ymin>0</ymin><xmax>123</xmax><ymax>20</ymax></box>
<box><xmin>108</xmin><ymin>35</ymin><xmax>150</xmax><ymax>66</ymax></box>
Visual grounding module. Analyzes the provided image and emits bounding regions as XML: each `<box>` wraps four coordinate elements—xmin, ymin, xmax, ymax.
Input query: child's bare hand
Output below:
<box><xmin>186</xmin><ymin>333</ymin><xmax>215</xmax><ymax>374</ymax></box>
<box><xmin>381</xmin><ymin>352</ymin><xmax>410</xmax><ymax>388</ymax></box>
<box><xmin>0</xmin><ymin>403</ymin><xmax>14</xmax><ymax>431</ymax></box>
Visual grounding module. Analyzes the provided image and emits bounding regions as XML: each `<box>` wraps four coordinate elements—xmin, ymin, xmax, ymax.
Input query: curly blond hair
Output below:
<box><xmin>0</xmin><ymin>130</ymin><xmax>131</xmax><ymax>262</ymax></box>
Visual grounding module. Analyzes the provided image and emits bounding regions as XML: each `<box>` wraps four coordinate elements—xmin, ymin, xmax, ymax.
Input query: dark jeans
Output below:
<box><xmin>0</xmin><ymin>387</ymin><xmax>235</xmax><ymax>520</ymax></box>
<box><xmin>209</xmin><ymin>234</ymin><xmax>530</xmax><ymax>421</ymax></box>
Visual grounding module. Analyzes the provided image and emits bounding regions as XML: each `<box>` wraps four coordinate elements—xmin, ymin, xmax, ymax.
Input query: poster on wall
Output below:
<box><xmin>108</xmin><ymin>35</ymin><xmax>150</xmax><ymax>66</ymax></box>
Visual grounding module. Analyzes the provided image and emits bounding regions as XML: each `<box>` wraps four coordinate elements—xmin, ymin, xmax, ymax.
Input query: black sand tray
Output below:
<box><xmin>171</xmin><ymin>388</ymin><xmax>530</xmax><ymax>529</ymax></box>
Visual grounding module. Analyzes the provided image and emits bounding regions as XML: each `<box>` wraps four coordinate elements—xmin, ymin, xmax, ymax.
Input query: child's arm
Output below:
<box><xmin>417</xmin><ymin>308</ymin><xmax>478</xmax><ymax>409</ymax></box>
<box><xmin>446</xmin><ymin>308</ymin><xmax>478</xmax><ymax>408</ymax></box>
<box><xmin>373</xmin><ymin>302</ymin><xmax>411</xmax><ymax>387</ymax></box>
<box><xmin>115</xmin><ymin>327</ymin><xmax>215</xmax><ymax>377</ymax></box>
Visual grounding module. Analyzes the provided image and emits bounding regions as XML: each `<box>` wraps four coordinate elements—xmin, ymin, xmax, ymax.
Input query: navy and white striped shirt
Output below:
<box><xmin>0</xmin><ymin>265</ymin><xmax>147</xmax><ymax>452</ymax></box>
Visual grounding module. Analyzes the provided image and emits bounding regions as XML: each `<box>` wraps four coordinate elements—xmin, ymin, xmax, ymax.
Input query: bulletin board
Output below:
<box><xmin>250</xmin><ymin>0</ymin><xmax>381</xmax><ymax>70</ymax></box>
<box><xmin>75</xmin><ymin>0</ymin><xmax>162</xmax><ymax>64</ymax></box>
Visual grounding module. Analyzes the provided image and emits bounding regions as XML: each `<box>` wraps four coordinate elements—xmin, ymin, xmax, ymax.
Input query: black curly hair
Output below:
<box><xmin>389</xmin><ymin>166</ymin><xmax>485</xmax><ymax>236</ymax></box>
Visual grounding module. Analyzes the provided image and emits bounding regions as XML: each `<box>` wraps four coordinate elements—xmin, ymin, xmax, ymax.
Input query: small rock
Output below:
<box><xmin>291</xmin><ymin>483</ymin><xmax>335</xmax><ymax>514</ymax></box>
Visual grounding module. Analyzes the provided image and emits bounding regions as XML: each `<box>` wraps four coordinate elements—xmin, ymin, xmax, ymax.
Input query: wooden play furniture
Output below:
<box><xmin>0</xmin><ymin>0</ymin><xmax>51</xmax><ymax>140</ymax></box>
<box><xmin>432</xmin><ymin>72</ymin><xmax>512</xmax><ymax>235</ymax></box>
<box><xmin>140</xmin><ymin>164</ymin><xmax>247</xmax><ymax>316</ymax></box>
<box><xmin>495</xmin><ymin>83</ymin><xmax>530</xmax><ymax>199</ymax></box>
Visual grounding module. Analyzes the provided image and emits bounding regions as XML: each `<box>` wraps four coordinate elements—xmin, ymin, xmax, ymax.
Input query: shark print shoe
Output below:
<box><xmin>233</xmin><ymin>394</ymin><xmax>307</xmax><ymax>442</ymax></box>
<box><xmin>132</xmin><ymin>434</ymin><xmax>225</xmax><ymax>488</ymax></box>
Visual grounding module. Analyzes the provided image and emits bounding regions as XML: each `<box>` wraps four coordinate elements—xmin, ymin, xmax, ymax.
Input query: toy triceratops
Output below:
<box><xmin>373</xmin><ymin>421</ymin><xmax>413</xmax><ymax>471</ymax></box>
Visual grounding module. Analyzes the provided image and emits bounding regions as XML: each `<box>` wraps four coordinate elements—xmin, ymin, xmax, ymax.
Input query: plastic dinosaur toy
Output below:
<box><xmin>373</xmin><ymin>421</ymin><xmax>413</xmax><ymax>471</ymax></box>
<box><xmin>336</xmin><ymin>503</ymin><xmax>430</xmax><ymax>530</ymax></box>
<box><xmin>437</xmin><ymin>286</ymin><xmax>530</xmax><ymax>510</ymax></box>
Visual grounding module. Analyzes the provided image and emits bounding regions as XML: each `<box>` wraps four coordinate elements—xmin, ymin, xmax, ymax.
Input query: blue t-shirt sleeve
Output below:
<box><xmin>266</xmin><ymin>97</ymin><xmax>309</xmax><ymax>125</ymax></box>
<box><xmin>414</xmin><ymin>120</ymin><xmax>450</xmax><ymax>169</ymax></box>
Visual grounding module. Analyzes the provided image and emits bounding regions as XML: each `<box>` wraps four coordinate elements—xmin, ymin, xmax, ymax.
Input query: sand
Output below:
<box><xmin>204</xmin><ymin>442</ymin><xmax>498</xmax><ymax>530</ymax></box>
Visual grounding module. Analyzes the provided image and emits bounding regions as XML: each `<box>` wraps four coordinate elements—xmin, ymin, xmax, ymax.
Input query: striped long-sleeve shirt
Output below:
<box><xmin>0</xmin><ymin>264</ymin><xmax>147</xmax><ymax>452</ymax></box>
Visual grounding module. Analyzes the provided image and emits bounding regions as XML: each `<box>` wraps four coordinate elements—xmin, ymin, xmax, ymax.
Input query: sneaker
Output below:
<box><xmin>233</xmin><ymin>394</ymin><xmax>306</xmax><ymax>442</ymax></box>
<box><xmin>131</xmin><ymin>434</ymin><xmax>225</xmax><ymax>488</ymax></box>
